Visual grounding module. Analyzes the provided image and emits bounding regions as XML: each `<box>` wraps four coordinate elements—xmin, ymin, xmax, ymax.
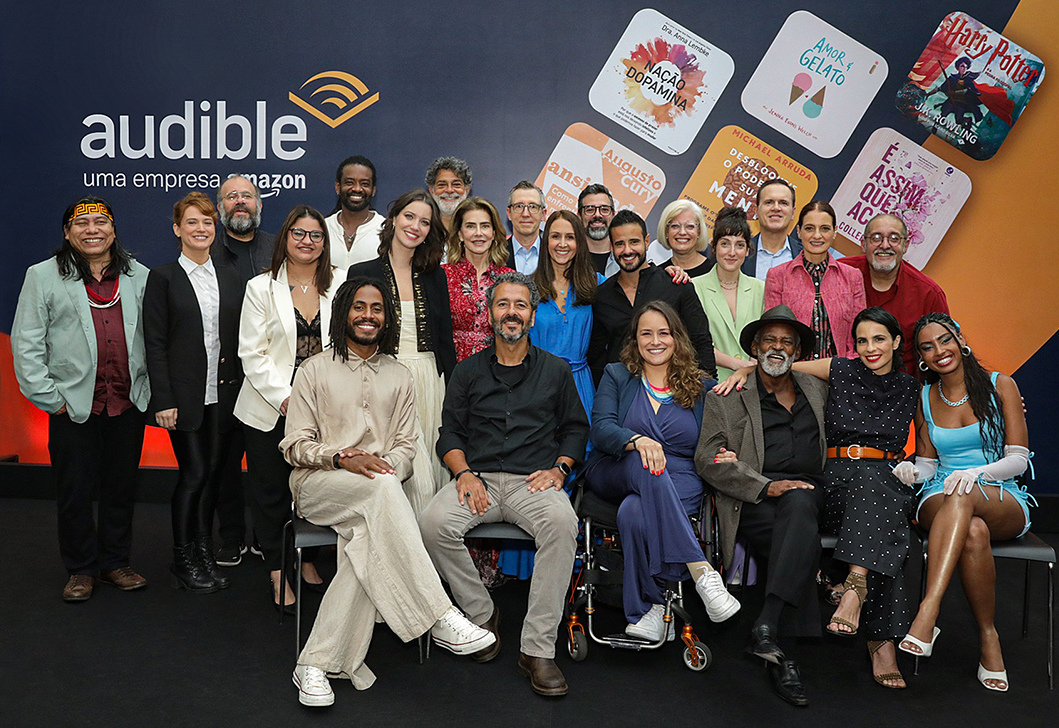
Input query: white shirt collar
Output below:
<box><xmin>179</xmin><ymin>253</ymin><xmax>216</xmax><ymax>275</ymax></box>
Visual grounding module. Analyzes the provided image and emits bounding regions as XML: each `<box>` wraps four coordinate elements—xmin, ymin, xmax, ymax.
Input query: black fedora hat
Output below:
<box><xmin>739</xmin><ymin>305</ymin><xmax>816</xmax><ymax>358</ymax></box>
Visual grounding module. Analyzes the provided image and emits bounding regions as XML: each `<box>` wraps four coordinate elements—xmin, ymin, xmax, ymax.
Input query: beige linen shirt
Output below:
<box><xmin>279</xmin><ymin>349</ymin><xmax>418</xmax><ymax>483</ymax></box>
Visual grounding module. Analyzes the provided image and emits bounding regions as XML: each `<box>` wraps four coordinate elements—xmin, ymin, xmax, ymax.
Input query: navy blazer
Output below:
<box><xmin>584</xmin><ymin>362</ymin><xmax>712</xmax><ymax>470</ymax></box>
<box><xmin>741</xmin><ymin>233</ymin><xmax>803</xmax><ymax>278</ymax></box>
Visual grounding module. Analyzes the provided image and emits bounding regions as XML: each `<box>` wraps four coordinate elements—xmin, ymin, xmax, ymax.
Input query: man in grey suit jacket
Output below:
<box><xmin>695</xmin><ymin>305</ymin><xmax>827</xmax><ymax>707</ymax></box>
<box><xmin>12</xmin><ymin>198</ymin><xmax>150</xmax><ymax>602</ymax></box>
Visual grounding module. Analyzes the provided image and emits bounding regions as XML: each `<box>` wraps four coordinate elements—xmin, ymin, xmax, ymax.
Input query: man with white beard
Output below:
<box><xmin>838</xmin><ymin>213</ymin><xmax>948</xmax><ymax>372</ymax></box>
<box><xmin>425</xmin><ymin>156</ymin><xmax>472</xmax><ymax>233</ymax></box>
<box><xmin>214</xmin><ymin>175</ymin><xmax>275</xmax><ymax>286</ymax></box>
<box><xmin>696</xmin><ymin>305</ymin><xmax>827</xmax><ymax>708</ymax></box>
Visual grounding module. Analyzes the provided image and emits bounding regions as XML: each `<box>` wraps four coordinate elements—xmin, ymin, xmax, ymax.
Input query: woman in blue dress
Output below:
<box><xmin>583</xmin><ymin>301</ymin><xmax>739</xmax><ymax>641</ymax></box>
<box><xmin>530</xmin><ymin>210</ymin><xmax>602</xmax><ymax>417</ymax></box>
<box><xmin>496</xmin><ymin>211</ymin><xmax>601</xmax><ymax>580</ymax></box>
<box><xmin>895</xmin><ymin>313</ymin><xmax>1032</xmax><ymax>692</ymax></box>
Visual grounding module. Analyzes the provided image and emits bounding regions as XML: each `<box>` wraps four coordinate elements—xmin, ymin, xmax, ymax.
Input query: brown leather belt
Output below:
<box><xmin>826</xmin><ymin>445</ymin><xmax>903</xmax><ymax>461</ymax></box>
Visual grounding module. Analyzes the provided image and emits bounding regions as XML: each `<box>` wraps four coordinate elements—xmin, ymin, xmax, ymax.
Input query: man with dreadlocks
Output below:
<box><xmin>280</xmin><ymin>276</ymin><xmax>494</xmax><ymax>707</ymax></box>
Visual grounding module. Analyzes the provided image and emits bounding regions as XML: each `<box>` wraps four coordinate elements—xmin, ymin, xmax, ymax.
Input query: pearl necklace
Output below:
<box><xmin>938</xmin><ymin>382</ymin><xmax>969</xmax><ymax>407</ymax></box>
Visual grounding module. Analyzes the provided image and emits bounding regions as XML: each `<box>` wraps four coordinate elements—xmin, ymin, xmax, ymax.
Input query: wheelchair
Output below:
<box><xmin>564</xmin><ymin>481</ymin><xmax>723</xmax><ymax>671</ymax></box>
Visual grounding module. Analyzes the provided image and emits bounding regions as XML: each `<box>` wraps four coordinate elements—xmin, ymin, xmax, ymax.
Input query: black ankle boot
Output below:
<box><xmin>170</xmin><ymin>542</ymin><xmax>218</xmax><ymax>594</ymax></box>
<box><xmin>194</xmin><ymin>534</ymin><xmax>231</xmax><ymax>590</ymax></box>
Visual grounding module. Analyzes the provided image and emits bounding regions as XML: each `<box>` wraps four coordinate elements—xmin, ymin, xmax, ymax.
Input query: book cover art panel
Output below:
<box><xmin>678</xmin><ymin>125</ymin><xmax>817</xmax><ymax>235</ymax></box>
<box><xmin>740</xmin><ymin>10</ymin><xmax>888</xmax><ymax>159</ymax></box>
<box><xmin>831</xmin><ymin>128</ymin><xmax>971</xmax><ymax>269</ymax></box>
<box><xmin>895</xmin><ymin>12</ymin><xmax>1045</xmax><ymax>161</ymax></box>
<box><xmin>589</xmin><ymin>8</ymin><xmax>734</xmax><ymax>155</ymax></box>
<box><xmin>534</xmin><ymin>123</ymin><xmax>666</xmax><ymax>218</ymax></box>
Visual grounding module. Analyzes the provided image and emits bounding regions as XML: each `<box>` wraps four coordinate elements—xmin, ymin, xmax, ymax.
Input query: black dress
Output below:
<box><xmin>822</xmin><ymin>357</ymin><xmax>918</xmax><ymax>640</ymax></box>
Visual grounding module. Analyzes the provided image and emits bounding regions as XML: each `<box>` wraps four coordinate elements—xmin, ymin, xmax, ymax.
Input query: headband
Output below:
<box><xmin>65</xmin><ymin>201</ymin><xmax>114</xmax><ymax>226</ymax></box>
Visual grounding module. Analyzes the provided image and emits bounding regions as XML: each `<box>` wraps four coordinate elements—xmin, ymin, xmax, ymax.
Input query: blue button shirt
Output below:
<box><xmin>512</xmin><ymin>235</ymin><xmax>541</xmax><ymax>275</ymax></box>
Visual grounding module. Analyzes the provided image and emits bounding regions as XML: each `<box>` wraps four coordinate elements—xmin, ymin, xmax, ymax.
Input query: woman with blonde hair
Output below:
<box><xmin>656</xmin><ymin>199</ymin><xmax>712</xmax><ymax>279</ymax></box>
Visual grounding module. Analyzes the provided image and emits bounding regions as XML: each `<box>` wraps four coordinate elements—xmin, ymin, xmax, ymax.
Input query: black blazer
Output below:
<box><xmin>347</xmin><ymin>256</ymin><xmax>457</xmax><ymax>381</ymax></box>
<box><xmin>144</xmin><ymin>259</ymin><xmax>244</xmax><ymax>431</ymax></box>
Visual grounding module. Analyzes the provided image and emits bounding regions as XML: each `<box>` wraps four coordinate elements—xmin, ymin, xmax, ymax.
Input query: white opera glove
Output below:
<box><xmin>941</xmin><ymin>446</ymin><xmax>1030</xmax><ymax>496</ymax></box>
<box><xmin>943</xmin><ymin>469</ymin><xmax>981</xmax><ymax>496</ymax></box>
<box><xmin>892</xmin><ymin>457</ymin><xmax>937</xmax><ymax>487</ymax></box>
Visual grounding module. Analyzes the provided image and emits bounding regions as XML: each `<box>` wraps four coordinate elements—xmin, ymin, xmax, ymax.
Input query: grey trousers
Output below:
<box><xmin>419</xmin><ymin>472</ymin><xmax>578</xmax><ymax>659</ymax></box>
<box><xmin>293</xmin><ymin>469</ymin><xmax>452</xmax><ymax>690</ymax></box>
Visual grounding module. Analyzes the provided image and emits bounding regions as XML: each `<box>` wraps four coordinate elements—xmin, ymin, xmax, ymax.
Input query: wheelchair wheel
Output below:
<box><xmin>682</xmin><ymin>641</ymin><xmax>712</xmax><ymax>672</ymax></box>
<box><xmin>568</xmin><ymin>631</ymin><xmax>588</xmax><ymax>662</ymax></box>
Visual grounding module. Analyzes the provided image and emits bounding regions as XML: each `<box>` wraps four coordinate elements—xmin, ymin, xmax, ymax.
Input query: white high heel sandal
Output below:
<box><xmin>898</xmin><ymin>626</ymin><xmax>941</xmax><ymax>657</ymax></box>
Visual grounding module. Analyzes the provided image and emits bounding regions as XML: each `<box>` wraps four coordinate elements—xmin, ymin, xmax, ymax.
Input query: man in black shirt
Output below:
<box><xmin>588</xmin><ymin>210</ymin><xmax>716</xmax><ymax>383</ymax></box>
<box><xmin>695</xmin><ymin>305</ymin><xmax>827</xmax><ymax>707</ymax></box>
<box><xmin>211</xmin><ymin>175</ymin><xmax>276</xmax><ymax>566</ymax></box>
<box><xmin>420</xmin><ymin>271</ymin><xmax>588</xmax><ymax>697</ymax></box>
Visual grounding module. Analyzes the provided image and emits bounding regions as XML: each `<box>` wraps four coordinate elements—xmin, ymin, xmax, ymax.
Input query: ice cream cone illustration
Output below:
<box><xmin>790</xmin><ymin>72</ymin><xmax>812</xmax><ymax>104</ymax></box>
<box><xmin>803</xmin><ymin>86</ymin><xmax>825</xmax><ymax>118</ymax></box>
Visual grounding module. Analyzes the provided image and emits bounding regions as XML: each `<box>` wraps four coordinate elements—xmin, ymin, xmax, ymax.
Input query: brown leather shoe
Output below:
<box><xmin>517</xmin><ymin>653</ymin><xmax>568</xmax><ymax>696</ymax></box>
<box><xmin>100</xmin><ymin>566</ymin><xmax>148</xmax><ymax>591</ymax></box>
<box><xmin>63</xmin><ymin>574</ymin><xmax>95</xmax><ymax>602</ymax></box>
<box><xmin>471</xmin><ymin>607</ymin><xmax>501</xmax><ymax>663</ymax></box>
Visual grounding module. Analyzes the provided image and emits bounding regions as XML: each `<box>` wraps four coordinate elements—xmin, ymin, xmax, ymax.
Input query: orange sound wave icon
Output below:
<box><xmin>289</xmin><ymin>71</ymin><xmax>380</xmax><ymax>128</ymax></box>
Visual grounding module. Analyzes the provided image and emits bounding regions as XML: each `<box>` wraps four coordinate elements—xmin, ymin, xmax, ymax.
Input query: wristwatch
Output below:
<box><xmin>553</xmin><ymin>461</ymin><xmax>572</xmax><ymax>477</ymax></box>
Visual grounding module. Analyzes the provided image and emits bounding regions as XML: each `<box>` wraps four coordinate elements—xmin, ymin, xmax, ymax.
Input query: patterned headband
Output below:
<box><xmin>65</xmin><ymin>201</ymin><xmax>114</xmax><ymax>225</ymax></box>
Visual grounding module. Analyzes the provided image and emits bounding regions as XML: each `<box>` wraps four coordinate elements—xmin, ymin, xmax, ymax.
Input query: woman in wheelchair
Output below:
<box><xmin>583</xmin><ymin>301</ymin><xmax>740</xmax><ymax>642</ymax></box>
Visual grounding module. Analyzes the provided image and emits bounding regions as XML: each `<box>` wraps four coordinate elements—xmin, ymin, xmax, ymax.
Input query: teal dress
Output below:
<box><xmin>917</xmin><ymin>371</ymin><xmax>1034</xmax><ymax>536</ymax></box>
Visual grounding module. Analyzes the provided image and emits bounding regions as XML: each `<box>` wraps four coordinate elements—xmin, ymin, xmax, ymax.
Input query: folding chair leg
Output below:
<box><xmin>1023</xmin><ymin>561</ymin><xmax>1031</xmax><ymax>638</ymax></box>
<box><xmin>915</xmin><ymin>550</ymin><xmax>928</xmax><ymax>676</ymax></box>
<box><xmin>1048</xmin><ymin>562</ymin><xmax>1054</xmax><ymax>691</ymax></box>
<box><xmin>295</xmin><ymin>547</ymin><xmax>304</xmax><ymax>658</ymax></box>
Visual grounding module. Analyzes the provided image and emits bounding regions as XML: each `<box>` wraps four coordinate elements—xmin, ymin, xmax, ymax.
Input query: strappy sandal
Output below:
<box><xmin>868</xmin><ymin>640</ymin><xmax>907</xmax><ymax>689</ymax></box>
<box><xmin>826</xmin><ymin>572</ymin><xmax>867</xmax><ymax>637</ymax></box>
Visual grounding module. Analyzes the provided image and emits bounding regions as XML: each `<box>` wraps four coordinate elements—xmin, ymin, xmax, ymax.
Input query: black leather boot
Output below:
<box><xmin>194</xmin><ymin>534</ymin><xmax>231</xmax><ymax>590</ymax></box>
<box><xmin>170</xmin><ymin>543</ymin><xmax>218</xmax><ymax>594</ymax></box>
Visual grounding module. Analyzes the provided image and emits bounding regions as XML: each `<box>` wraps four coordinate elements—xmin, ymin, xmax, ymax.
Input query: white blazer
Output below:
<box><xmin>234</xmin><ymin>263</ymin><xmax>346</xmax><ymax>431</ymax></box>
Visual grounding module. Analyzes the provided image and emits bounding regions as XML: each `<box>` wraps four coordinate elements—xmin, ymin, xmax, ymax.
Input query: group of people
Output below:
<box><xmin>10</xmin><ymin>156</ymin><xmax>1033</xmax><ymax>708</ymax></box>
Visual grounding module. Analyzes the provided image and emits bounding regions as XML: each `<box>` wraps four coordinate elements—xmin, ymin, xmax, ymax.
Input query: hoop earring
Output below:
<box><xmin>919</xmin><ymin>360</ymin><xmax>929</xmax><ymax>372</ymax></box>
<box><xmin>961</xmin><ymin>345</ymin><xmax>972</xmax><ymax>357</ymax></box>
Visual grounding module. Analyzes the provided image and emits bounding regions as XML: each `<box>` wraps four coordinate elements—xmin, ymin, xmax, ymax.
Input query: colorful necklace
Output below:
<box><xmin>642</xmin><ymin>375</ymin><xmax>674</xmax><ymax>405</ymax></box>
<box><xmin>85</xmin><ymin>277</ymin><xmax>121</xmax><ymax>309</ymax></box>
<box><xmin>938</xmin><ymin>382</ymin><xmax>969</xmax><ymax>407</ymax></box>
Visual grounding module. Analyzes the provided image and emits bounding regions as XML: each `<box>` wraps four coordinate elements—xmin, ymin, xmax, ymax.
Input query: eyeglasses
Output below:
<box><xmin>667</xmin><ymin>222</ymin><xmax>700</xmax><ymax>233</ymax></box>
<box><xmin>581</xmin><ymin>205</ymin><xmax>613</xmax><ymax>216</ymax></box>
<box><xmin>223</xmin><ymin>191</ymin><xmax>256</xmax><ymax>202</ymax></box>
<box><xmin>290</xmin><ymin>228</ymin><xmax>324</xmax><ymax>243</ymax></box>
<box><xmin>867</xmin><ymin>232</ymin><xmax>906</xmax><ymax>244</ymax></box>
<box><xmin>509</xmin><ymin>203</ymin><xmax>543</xmax><ymax>214</ymax></box>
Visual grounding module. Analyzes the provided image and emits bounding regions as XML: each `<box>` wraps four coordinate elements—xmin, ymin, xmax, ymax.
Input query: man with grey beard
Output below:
<box><xmin>695</xmin><ymin>305</ymin><xmax>827</xmax><ymax>708</ymax></box>
<box><xmin>212</xmin><ymin>174</ymin><xmax>275</xmax><ymax>565</ymax></box>
<box><xmin>420</xmin><ymin>272</ymin><xmax>587</xmax><ymax>697</ymax></box>
<box><xmin>214</xmin><ymin>175</ymin><xmax>275</xmax><ymax>286</ymax></box>
<box><xmin>425</xmin><ymin>156</ymin><xmax>472</xmax><ymax>233</ymax></box>
<box><xmin>838</xmin><ymin>213</ymin><xmax>948</xmax><ymax>372</ymax></box>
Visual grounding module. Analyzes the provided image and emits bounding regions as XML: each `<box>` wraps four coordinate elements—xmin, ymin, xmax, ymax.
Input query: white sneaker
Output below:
<box><xmin>431</xmin><ymin>606</ymin><xmax>497</xmax><ymax>655</ymax></box>
<box><xmin>625</xmin><ymin>603</ymin><xmax>675</xmax><ymax>642</ymax></box>
<box><xmin>695</xmin><ymin>569</ymin><xmax>740</xmax><ymax>622</ymax></box>
<box><xmin>292</xmin><ymin>664</ymin><xmax>334</xmax><ymax>707</ymax></box>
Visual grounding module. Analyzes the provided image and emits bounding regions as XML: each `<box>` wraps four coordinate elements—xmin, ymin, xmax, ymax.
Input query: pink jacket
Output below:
<box><xmin>764</xmin><ymin>254</ymin><xmax>866</xmax><ymax>357</ymax></box>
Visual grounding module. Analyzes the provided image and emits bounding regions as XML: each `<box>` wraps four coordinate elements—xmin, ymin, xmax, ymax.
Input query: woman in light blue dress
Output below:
<box><xmin>895</xmin><ymin>313</ymin><xmax>1032</xmax><ymax>692</ymax></box>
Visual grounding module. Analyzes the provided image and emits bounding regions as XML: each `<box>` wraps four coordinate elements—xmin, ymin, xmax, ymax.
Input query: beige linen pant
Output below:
<box><xmin>419</xmin><ymin>472</ymin><xmax>578</xmax><ymax>659</ymax></box>
<box><xmin>293</xmin><ymin>469</ymin><xmax>451</xmax><ymax>689</ymax></box>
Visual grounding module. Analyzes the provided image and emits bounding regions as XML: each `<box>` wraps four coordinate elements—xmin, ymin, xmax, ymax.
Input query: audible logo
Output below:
<box><xmin>289</xmin><ymin>71</ymin><xmax>379</xmax><ymax>128</ymax></box>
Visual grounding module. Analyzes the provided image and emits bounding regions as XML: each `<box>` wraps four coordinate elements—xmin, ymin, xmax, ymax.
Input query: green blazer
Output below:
<box><xmin>12</xmin><ymin>257</ymin><xmax>150</xmax><ymax>423</ymax></box>
<box><xmin>693</xmin><ymin>268</ymin><xmax>765</xmax><ymax>380</ymax></box>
